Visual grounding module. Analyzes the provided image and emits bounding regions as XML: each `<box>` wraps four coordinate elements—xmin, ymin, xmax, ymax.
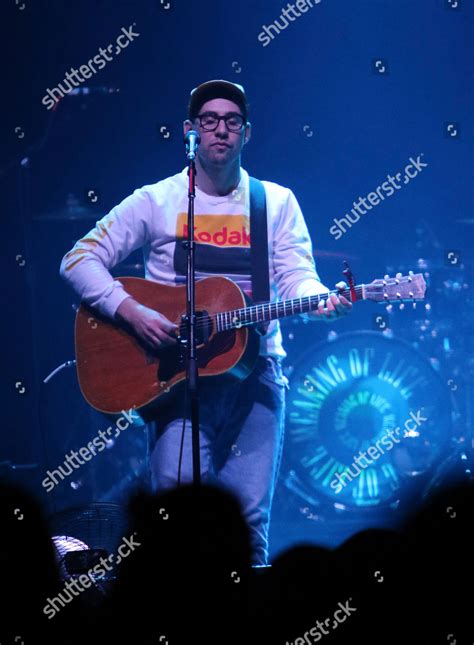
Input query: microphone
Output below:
<box><xmin>184</xmin><ymin>130</ymin><xmax>201</xmax><ymax>160</ymax></box>
<box><xmin>67</xmin><ymin>86</ymin><xmax>120</xmax><ymax>97</ymax></box>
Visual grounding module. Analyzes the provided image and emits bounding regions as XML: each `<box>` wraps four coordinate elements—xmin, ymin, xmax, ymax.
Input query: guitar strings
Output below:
<box><xmin>173</xmin><ymin>277</ymin><xmax>418</xmax><ymax>334</ymax></box>
<box><xmin>176</xmin><ymin>287</ymin><xmax>361</xmax><ymax>334</ymax></box>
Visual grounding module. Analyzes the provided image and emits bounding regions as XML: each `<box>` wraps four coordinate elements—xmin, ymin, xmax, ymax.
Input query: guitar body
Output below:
<box><xmin>74</xmin><ymin>270</ymin><xmax>426</xmax><ymax>419</ymax></box>
<box><xmin>75</xmin><ymin>276</ymin><xmax>260</xmax><ymax>418</ymax></box>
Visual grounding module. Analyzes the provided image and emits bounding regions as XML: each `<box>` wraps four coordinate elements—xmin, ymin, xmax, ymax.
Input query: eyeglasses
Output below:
<box><xmin>196</xmin><ymin>112</ymin><xmax>245</xmax><ymax>132</ymax></box>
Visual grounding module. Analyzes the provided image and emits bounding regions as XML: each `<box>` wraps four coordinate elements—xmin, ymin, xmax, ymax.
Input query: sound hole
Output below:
<box><xmin>180</xmin><ymin>309</ymin><xmax>214</xmax><ymax>346</ymax></box>
<box><xmin>158</xmin><ymin>315</ymin><xmax>234</xmax><ymax>382</ymax></box>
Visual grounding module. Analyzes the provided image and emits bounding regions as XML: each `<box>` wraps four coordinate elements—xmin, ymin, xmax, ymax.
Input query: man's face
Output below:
<box><xmin>183</xmin><ymin>98</ymin><xmax>251</xmax><ymax>166</ymax></box>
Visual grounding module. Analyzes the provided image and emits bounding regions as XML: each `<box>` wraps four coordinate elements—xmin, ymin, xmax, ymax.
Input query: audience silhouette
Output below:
<box><xmin>0</xmin><ymin>478</ymin><xmax>471</xmax><ymax>644</ymax></box>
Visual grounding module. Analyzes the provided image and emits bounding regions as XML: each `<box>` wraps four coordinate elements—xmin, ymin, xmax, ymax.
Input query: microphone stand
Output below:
<box><xmin>184</xmin><ymin>137</ymin><xmax>201</xmax><ymax>487</ymax></box>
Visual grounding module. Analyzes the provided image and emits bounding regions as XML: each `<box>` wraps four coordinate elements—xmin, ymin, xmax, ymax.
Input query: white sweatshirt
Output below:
<box><xmin>60</xmin><ymin>166</ymin><xmax>327</xmax><ymax>358</ymax></box>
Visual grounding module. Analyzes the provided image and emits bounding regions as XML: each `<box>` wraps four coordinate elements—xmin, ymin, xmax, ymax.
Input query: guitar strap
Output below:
<box><xmin>249</xmin><ymin>176</ymin><xmax>270</xmax><ymax>303</ymax></box>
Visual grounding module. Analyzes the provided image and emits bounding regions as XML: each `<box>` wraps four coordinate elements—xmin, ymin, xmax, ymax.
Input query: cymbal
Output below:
<box><xmin>313</xmin><ymin>250</ymin><xmax>359</xmax><ymax>259</ymax></box>
<box><xmin>34</xmin><ymin>205</ymin><xmax>99</xmax><ymax>222</ymax></box>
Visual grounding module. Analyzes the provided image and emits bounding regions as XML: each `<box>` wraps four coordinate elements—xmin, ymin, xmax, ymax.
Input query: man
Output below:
<box><xmin>60</xmin><ymin>80</ymin><xmax>351</xmax><ymax>565</ymax></box>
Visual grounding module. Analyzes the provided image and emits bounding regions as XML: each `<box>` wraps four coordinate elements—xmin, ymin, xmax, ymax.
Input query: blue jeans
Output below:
<box><xmin>149</xmin><ymin>356</ymin><xmax>288</xmax><ymax>565</ymax></box>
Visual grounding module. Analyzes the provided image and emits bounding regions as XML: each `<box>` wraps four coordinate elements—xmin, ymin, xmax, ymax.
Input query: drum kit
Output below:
<box><xmin>34</xmin><ymin>199</ymin><xmax>148</xmax><ymax>506</ymax></box>
<box><xmin>280</xmin><ymin>227</ymin><xmax>473</xmax><ymax>525</ymax></box>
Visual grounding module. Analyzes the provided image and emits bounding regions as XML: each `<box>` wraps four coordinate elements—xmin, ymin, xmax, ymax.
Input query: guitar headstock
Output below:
<box><xmin>364</xmin><ymin>272</ymin><xmax>426</xmax><ymax>304</ymax></box>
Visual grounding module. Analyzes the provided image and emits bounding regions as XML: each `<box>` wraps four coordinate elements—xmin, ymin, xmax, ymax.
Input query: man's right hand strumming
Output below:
<box><xmin>115</xmin><ymin>297</ymin><xmax>179</xmax><ymax>349</ymax></box>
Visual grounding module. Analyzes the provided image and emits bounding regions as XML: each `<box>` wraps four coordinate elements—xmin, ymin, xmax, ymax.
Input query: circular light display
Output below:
<box><xmin>285</xmin><ymin>332</ymin><xmax>452</xmax><ymax>508</ymax></box>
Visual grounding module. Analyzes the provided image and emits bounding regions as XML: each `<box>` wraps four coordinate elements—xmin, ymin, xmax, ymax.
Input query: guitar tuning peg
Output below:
<box><xmin>395</xmin><ymin>278</ymin><xmax>400</xmax><ymax>284</ymax></box>
<box><xmin>384</xmin><ymin>274</ymin><xmax>390</xmax><ymax>281</ymax></box>
<box><xmin>409</xmin><ymin>292</ymin><xmax>414</xmax><ymax>298</ymax></box>
<box><xmin>396</xmin><ymin>272</ymin><xmax>402</xmax><ymax>279</ymax></box>
<box><xmin>408</xmin><ymin>270</ymin><xmax>414</xmax><ymax>275</ymax></box>
<box><xmin>396</xmin><ymin>292</ymin><xmax>401</xmax><ymax>299</ymax></box>
<box><xmin>382</xmin><ymin>280</ymin><xmax>387</xmax><ymax>286</ymax></box>
<box><xmin>384</xmin><ymin>292</ymin><xmax>388</xmax><ymax>300</ymax></box>
<box><xmin>412</xmin><ymin>301</ymin><xmax>417</xmax><ymax>310</ymax></box>
<box><xmin>385</xmin><ymin>304</ymin><xmax>393</xmax><ymax>313</ymax></box>
<box><xmin>399</xmin><ymin>302</ymin><xmax>405</xmax><ymax>310</ymax></box>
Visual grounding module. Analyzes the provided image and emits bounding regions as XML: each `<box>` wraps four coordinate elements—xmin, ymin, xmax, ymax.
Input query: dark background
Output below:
<box><xmin>1</xmin><ymin>0</ymin><xmax>472</xmax><ymax>547</ymax></box>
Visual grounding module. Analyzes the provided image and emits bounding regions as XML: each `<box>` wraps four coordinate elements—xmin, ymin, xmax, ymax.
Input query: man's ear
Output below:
<box><xmin>183</xmin><ymin>119</ymin><xmax>193</xmax><ymax>136</ymax></box>
<box><xmin>243</xmin><ymin>121</ymin><xmax>252</xmax><ymax>145</ymax></box>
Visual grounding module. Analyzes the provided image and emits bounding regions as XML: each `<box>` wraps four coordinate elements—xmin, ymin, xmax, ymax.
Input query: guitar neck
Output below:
<box><xmin>215</xmin><ymin>285</ymin><xmax>364</xmax><ymax>332</ymax></box>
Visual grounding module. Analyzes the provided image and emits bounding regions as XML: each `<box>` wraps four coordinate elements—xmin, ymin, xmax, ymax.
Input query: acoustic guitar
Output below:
<box><xmin>75</xmin><ymin>273</ymin><xmax>426</xmax><ymax>418</ymax></box>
